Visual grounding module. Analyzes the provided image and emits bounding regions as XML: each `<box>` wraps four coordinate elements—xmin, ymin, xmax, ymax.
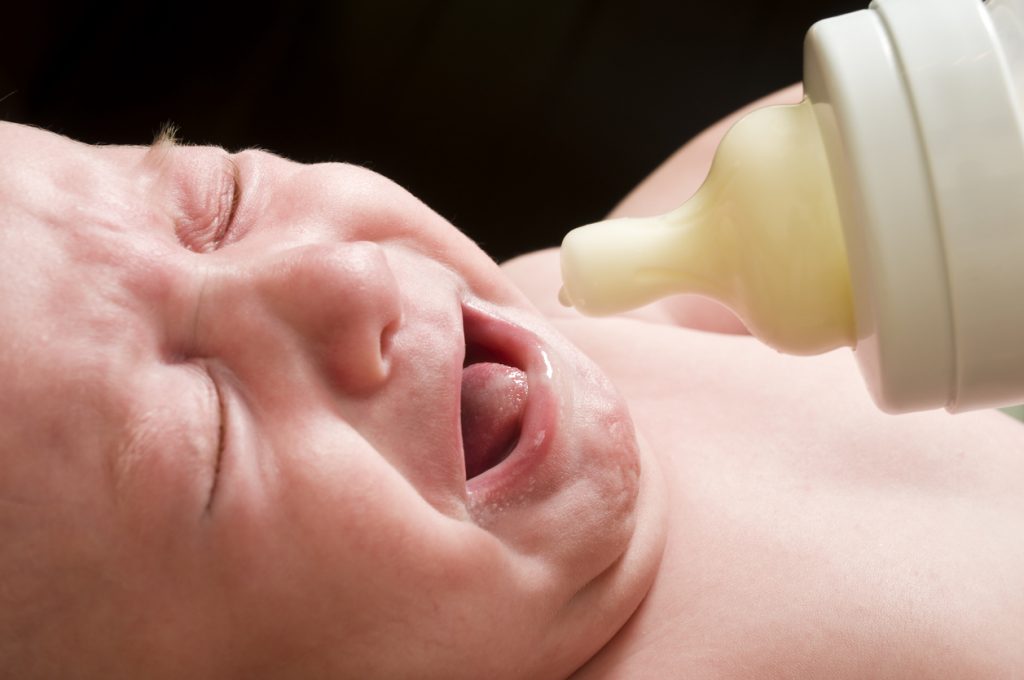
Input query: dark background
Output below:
<box><xmin>1</xmin><ymin>1</ymin><xmax>863</xmax><ymax>262</ymax></box>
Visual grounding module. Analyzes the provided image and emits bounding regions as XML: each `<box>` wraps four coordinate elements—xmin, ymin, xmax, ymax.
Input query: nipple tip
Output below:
<box><xmin>557</xmin><ymin>286</ymin><xmax>573</xmax><ymax>308</ymax></box>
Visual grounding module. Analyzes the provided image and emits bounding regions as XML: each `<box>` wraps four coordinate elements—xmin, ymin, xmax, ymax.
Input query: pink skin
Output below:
<box><xmin>0</xmin><ymin>122</ymin><xmax>666</xmax><ymax>679</ymax></box>
<box><xmin>507</xmin><ymin>84</ymin><xmax>1024</xmax><ymax>677</ymax></box>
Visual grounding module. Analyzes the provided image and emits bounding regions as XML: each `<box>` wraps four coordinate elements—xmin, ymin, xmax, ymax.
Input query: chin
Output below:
<box><xmin>542</xmin><ymin>333</ymin><xmax>670</xmax><ymax>668</ymax></box>
<box><xmin>564</xmin><ymin>351</ymin><xmax>665</xmax><ymax>579</ymax></box>
<box><xmin>538</xmin><ymin>414</ymin><xmax>669</xmax><ymax>680</ymax></box>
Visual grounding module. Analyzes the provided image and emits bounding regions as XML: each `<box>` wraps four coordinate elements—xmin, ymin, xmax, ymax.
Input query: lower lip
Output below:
<box><xmin>462</xmin><ymin>303</ymin><xmax>559</xmax><ymax>505</ymax></box>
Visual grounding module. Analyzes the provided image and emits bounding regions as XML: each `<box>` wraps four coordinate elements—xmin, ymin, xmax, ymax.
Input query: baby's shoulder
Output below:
<box><xmin>564</xmin><ymin>317</ymin><xmax>1024</xmax><ymax>678</ymax></box>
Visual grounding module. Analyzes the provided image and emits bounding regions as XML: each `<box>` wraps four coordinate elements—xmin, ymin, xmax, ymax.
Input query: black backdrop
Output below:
<box><xmin>2</xmin><ymin>1</ymin><xmax>863</xmax><ymax>262</ymax></box>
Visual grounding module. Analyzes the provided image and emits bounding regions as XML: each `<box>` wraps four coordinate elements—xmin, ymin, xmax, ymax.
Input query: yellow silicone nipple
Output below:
<box><xmin>559</xmin><ymin>99</ymin><xmax>855</xmax><ymax>355</ymax></box>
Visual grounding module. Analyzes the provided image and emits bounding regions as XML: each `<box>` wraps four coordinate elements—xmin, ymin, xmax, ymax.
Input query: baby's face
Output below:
<box><xmin>0</xmin><ymin>122</ymin><xmax>664</xmax><ymax>678</ymax></box>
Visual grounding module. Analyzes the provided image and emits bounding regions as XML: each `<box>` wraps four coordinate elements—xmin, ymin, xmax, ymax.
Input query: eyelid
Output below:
<box><xmin>220</xmin><ymin>156</ymin><xmax>242</xmax><ymax>244</ymax></box>
<box><xmin>172</xmin><ymin>153</ymin><xmax>242</xmax><ymax>253</ymax></box>
<box><xmin>207</xmin><ymin>155</ymin><xmax>242</xmax><ymax>250</ymax></box>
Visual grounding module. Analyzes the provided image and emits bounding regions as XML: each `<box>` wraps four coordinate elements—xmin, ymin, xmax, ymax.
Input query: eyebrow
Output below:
<box><xmin>152</xmin><ymin>122</ymin><xmax>180</xmax><ymax>148</ymax></box>
<box><xmin>142</xmin><ymin>122</ymin><xmax>180</xmax><ymax>171</ymax></box>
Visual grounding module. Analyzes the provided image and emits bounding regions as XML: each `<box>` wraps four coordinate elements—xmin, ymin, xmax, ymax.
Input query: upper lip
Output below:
<box><xmin>461</xmin><ymin>303</ymin><xmax>529</xmax><ymax>373</ymax></box>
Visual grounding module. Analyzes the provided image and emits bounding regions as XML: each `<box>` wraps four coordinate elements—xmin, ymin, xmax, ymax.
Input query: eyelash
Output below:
<box><xmin>218</xmin><ymin>160</ymin><xmax>243</xmax><ymax>246</ymax></box>
<box><xmin>203</xmin><ymin>365</ymin><xmax>228</xmax><ymax>513</ymax></box>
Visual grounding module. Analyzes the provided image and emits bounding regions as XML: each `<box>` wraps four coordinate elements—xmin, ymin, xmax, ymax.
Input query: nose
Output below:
<box><xmin>206</xmin><ymin>241</ymin><xmax>402</xmax><ymax>394</ymax></box>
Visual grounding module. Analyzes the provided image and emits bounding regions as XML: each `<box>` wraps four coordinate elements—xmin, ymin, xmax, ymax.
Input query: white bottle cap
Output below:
<box><xmin>805</xmin><ymin>0</ymin><xmax>1024</xmax><ymax>412</ymax></box>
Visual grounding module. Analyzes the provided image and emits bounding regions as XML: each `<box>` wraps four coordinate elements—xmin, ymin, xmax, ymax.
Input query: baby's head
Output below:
<box><xmin>0</xmin><ymin>122</ymin><xmax>665</xmax><ymax>679</ymax></box>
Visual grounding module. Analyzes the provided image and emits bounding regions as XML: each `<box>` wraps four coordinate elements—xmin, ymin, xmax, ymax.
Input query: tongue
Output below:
<box><xmin>460</xmin><ymin>362</ymin><xmax>528</xmax><ymax>479</ymax></box>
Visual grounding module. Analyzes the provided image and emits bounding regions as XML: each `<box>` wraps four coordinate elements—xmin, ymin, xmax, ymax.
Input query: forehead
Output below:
<box><xmin>0</xmin><ymin>127</ymin><xmax>165</xmax><ymax>336</ymax></box>
<box><xmin>0</xmin><ymin>122</ymin><xmax>141</xmax><ymax>198</ymax></box>
<box><xmin>0</xmin><ymin>124</ymin><xmax>157</xmax><ymax>270</ymax></box>
<box><xmin>0</xmin><ymin>124</ymin><xmax>171</xmax><ymax>492</ymax></box>
<box><xmin>5</xmin><ymin>121</ymin><xmax>172</xmax><ymax>202</ymax></box>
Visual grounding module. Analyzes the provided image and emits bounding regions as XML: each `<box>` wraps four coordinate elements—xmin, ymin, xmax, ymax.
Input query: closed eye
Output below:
<box><xmin>172</xmin><ymin>152</ymin><xmax>243</xmax><ymax>253</ymax></box>
<box><xmin>202</xmin><ymin>155</ymin><xmax>242</xmax><ymax>251</ymax></box>
<box><xmin>203</xmin><ymin>363</ymin><xmax>228</xmax><ymax>514</ymax></box>
<box><xmin>216</xmin><ymin>156</ymin><xmax>242</xmax><ymax>248</ymax></box>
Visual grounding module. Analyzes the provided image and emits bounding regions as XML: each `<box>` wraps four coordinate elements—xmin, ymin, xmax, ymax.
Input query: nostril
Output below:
<box><xmin>379</xmin><ymin>318</ymin><xmax>399</xmax><ymax>366</ymax></box>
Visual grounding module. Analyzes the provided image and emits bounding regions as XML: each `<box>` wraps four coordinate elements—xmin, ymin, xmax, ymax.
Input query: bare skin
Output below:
<box><xmin>2</xmin><ymin>84</ymin><xmax>1023</xmax><ymax>678</ymax></box>
<box><xmin>503</xmin><ymin>85</ymin><xmax>1024</xmax><ymax>678</ymax></box>
<box><xmin>0</xmin><ymin>122</ymin><xmax>664</xmax><ymax>679</ymax></box>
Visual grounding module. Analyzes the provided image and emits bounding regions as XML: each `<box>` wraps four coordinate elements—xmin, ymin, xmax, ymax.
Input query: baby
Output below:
<box><xmin>1</xmin><ymin>86</ymin><xmax>1021</xmax><ymax>679</ymax></box>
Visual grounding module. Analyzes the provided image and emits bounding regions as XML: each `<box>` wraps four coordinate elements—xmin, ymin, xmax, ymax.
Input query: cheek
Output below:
<box><xmin>207</xmin><ymin>441</ymin><xmax>512</xmax><ymax>666</ymax></box>
<box><xmin>261</xmin><ymin>163</ymin><xmax>517</xmax><ymax>302</ymax></box>
<box><xmin>261</xmin><ymin>163</ymin><xmax>425</xmax><ymax>242</ymax></box>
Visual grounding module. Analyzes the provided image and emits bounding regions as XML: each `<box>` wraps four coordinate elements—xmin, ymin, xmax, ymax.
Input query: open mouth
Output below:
<box><xmin>460</xmin><ymin>312</ymin><xmax>530</xmax><ymax>481</ymax></box>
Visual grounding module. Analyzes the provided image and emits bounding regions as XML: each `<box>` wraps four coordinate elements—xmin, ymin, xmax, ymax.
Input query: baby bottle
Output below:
<box><xmin>559</xmin><ymin>0</ymin><xmax>1024</xmax><ymax>414</ymax></box>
